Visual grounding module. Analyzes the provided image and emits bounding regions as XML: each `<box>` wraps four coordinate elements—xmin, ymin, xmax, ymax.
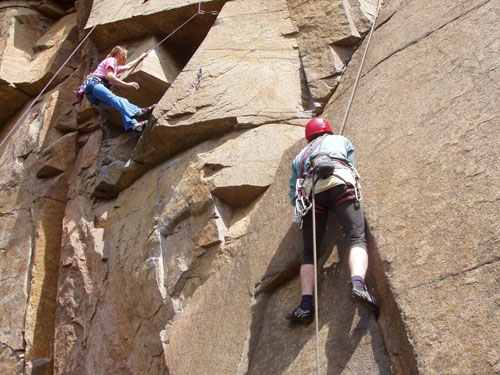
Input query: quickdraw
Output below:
<box><xmin>196</xmin><ymin>67</ymin><xmax>203</xmax><ymax>89</ymax></box>
<box><xmin>294</xmin><ymin>178</ymin><xmax>312</xmax><ymax>228</ymax></box>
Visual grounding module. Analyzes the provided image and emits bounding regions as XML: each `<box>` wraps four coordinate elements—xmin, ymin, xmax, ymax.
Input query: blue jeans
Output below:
<box><xmin>86</xmin><ymin>81</ymin><xmax>140</xmax><ymax>132</ymax></box>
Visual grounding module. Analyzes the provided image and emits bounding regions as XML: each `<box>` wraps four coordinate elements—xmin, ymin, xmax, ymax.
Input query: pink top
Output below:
<box><xmin>92</xmin><ymin>57</ymin><xmax>121</xmax><ymax>79</ymax></box>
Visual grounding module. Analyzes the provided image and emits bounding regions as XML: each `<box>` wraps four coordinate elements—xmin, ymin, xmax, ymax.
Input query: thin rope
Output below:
<box><xmin>146</xmin><ymin>1</ymin><xmax>219</xmax><ymax>54</ymax></box>
<box><xmin>312</xmin><ymin>183</ymin><xmax>320</xmax><ymax>375</ymax></box>
<box><xmin>308</xmin><ymin>3</ymin><xmax>383</xmax><ymax>373</ymax></box>
<box><xmin>128</xmin><ymin>2</ymin><xmax>219</xmax><ymax>74</ymax></box>
<box><xmin>0</xmin><ymin>0</ymin><xmax>134</xmax><ymax>150</ymax></box>
<box><xmin>1</xmin><ymin>0</ymin><xmax>219</xmax><ymax>150</ymax></box>
<box><xmin>339</xmin><ymin>0</ymin><xmax>382</xmax><ymax>136</ymax></box>
<box><xmin>149</xmin><ymin>13</ymin><xmax>199</xmax><ymax>54</ymax></box>
<box><xmin>127</xmin><ymin>12</ymin><xmax>200</xmax><ymax>75</ymax></box>
<box><xmin>0</xmin><ymin>24</ymin><xmax>97</xmax><ymax>151</ymax></box>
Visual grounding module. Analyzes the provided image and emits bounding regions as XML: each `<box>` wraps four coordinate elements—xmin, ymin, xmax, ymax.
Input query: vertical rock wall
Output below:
<box><xmin>324</xmin><ymin>0</ymin><xmax>500</xmax><ymax>373</ymax></box>
<box><xmin>0</xmin><ymin>0</ymin><xmax>498</xmax><ymax>374</ymax></box>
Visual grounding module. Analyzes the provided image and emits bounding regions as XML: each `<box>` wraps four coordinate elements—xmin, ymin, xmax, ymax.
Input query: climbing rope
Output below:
<box><xmin>129</xmin><ymin>2</ymin><xmax>219</xmax><ymax>74</ymax></box>
<box><xmin>0</xmin><ymin>0</ymin><xmax>220</xmax><ymax>150</ymax></box>
<box><xmin>0</xmin><ymin>24</ymin><xmax>98</xmax><ymax>151</ymax></box>
<box><xmin>339</xmin><ymin>0</ymin><xmax>382</xmax><ymax>136</ymax></box>
<box><xmin>310</xmin><ymin>1</ymin><xmax>382</xmax><ymax>374</ymax></box>
<box><xmin>0</xmin><ymin>0</ymin><xmax>131</xmax><ymax>151</ymax></box>
<box><xmin>311</xmin><ymin>181</ymin><xmax>321</xmax><ymax>375</ymax></box>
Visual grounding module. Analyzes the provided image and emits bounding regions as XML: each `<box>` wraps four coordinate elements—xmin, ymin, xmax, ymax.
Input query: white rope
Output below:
<box><xmin>1</xmin><ymin>0</ymin><xmax>220</xmax><ymax>150</ymax></box>
<box><xmin>0</xmin><ymin>0</ymin><xmax>137</xmax><ymax>151</ymax></box>
<box><xmin>309</xmin><ymin>2</ymin><xmax>383</xmax><ymax>373</ymax></box>
<box><xmin>0</xmin><ymin>24</ymin><xmax>97</xmax><ymax>151</ymax></box>
<box><xmin>312</xmin><ymin>185</ymin><xmax>321</xmax><ymax>375</ymax></box>
<box><xmin>339</xmin><ymin>0</ymin><xmax>382</xmax><ymax>136</ymax></box>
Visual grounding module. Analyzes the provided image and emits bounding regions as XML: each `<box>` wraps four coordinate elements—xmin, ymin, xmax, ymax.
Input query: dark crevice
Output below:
<box><xmin>365</xmin><ymin>224</ymin><xmax>420</xmax><ymax>375</ymax></box>
<box><xmin>298</xmin><ymin>55</ymin><xmax>316</xmax><ymax>112</ymax></box>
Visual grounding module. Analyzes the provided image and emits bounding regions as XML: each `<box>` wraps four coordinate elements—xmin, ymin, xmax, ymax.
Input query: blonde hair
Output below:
<box><xmin>107</xmin><ymin>46</ymin><xmax>128</xmax><ymax>58</ymax></box>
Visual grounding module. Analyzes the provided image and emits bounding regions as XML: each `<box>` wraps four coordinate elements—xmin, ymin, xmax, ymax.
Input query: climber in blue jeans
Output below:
<box><xmin>79</xmin><ymin>45</ymin><xmax>156</xmax><ymax>132</ymax></box>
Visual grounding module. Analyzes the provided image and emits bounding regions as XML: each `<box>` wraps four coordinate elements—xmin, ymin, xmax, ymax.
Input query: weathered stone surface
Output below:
<box><xmin>93</xmin><ymin>160</ymin><xmax>126</xmax><ymax>199</ymax></box>
<box><xmin>77</xmin><ymin>115</ymin><xmax>101</xmax><ymax>132</ymax></box>
<box><xmin>0</xmin><ymin>1</ymin><xmax>67</xmax><ymax>20</ymax></box>
<box><xmin>0</xmin><ymin>13</ymin><xmax>80</xmax><ymax>370</ymax></box>
<box><xmin>324</xmin><ymin>0</ymin><xmax>500</xmax><ymax>373</ymax></box>
<box><xmin>90</xmin><ymin>132</ymin><xmax>141</xmax><ymax>198</ymax></box>
<box><xmin>0</xmin><ymin>7</ymin><xmax>51</xmax><ymax>125</ymax></box>
<box><xmin>134</xmin><ymin>0</ymin><xmax>309</xmax><ymax>170</ymax></box>
<box><xmin>100</xmin><ymin>36</ymin><xmax>182</xmax><ymax>128</ymax></box>
<box><xmin>76</xmin><ymin>97</ymin><xmax>100</xmax><ymax>124</ymax></box>
<box><xmin>0</xmin><ymin>10</ymin><xmax>79</xmax><ymax>127</ymax></box>
<box><xmin>24</xmin><ymin>174</ymin><xmax>69</xmax><ymax>375</ymax></box>
<box><xmin>286</xmin><ymin>0</ymin><xmax>378</xmax><ymax>108</ymax></box>
<box><xmin>0</xmin><ymin>344</ymin><xmax>23</xmax><ymax>375</ymax></box>
<box><xmin>162</xmin><ymin>135</ymin><xmax>390</xmax><ymax>375</ymax></box>
<box><xmin>53</xmin><ymin>124</ymin><xmax>303</xmax><ymax>374</ymax></box>
<box><xmin>66</xmin><ymin>129</ymin><xmax>103</xmax><ymax>200</ymax></box>
<box><xmin>49</xmin><ymin>69</ymin><xmax>83</xmax><ymax>132</ymax></box>
<box><xmin>36</xmin><ymin>131</ymin><xmax>77</xmax><ymax>178</ymax></box>
<box><xmin>85</xmin><ymin>0</ymin><xmax>224</xmax><ymax>60</ymax></box>
<box><xmin>0</xmin><ymin>100</ymin><xmax>50</xmax><ymax>374</ymax></box>
<box><xmin>2</xmin><ymin>0</ymin><xmax>499</xmax><ymax>373</ymax></box>
<box><xmin>0</xmin><ymin>111</ymin><xmax>69</xmax><ymax>375</ymax></box>
<box><xmin>16</xmin><ymin>13</ymin><xmax>79</xmax><ymax>96</ymax></box>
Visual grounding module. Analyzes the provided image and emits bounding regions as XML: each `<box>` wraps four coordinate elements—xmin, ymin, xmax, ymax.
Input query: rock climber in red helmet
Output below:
<box><xmin>286</xmin><ymin>117</ymin><xmax>378</xmax><ymax>323</ymax></box>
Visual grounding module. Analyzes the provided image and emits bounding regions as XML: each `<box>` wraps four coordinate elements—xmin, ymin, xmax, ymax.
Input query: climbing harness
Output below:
<box><xmin>293</xmin><ymin>135</ymin><xmax>325</xmax><ymax>226</ymax></box>
<box><xmin>76</xmin><ymin>74</ymin><xmax>111</xmax><ymax>103</ymax></box>
<box><xmin>1</xmin><ymin>0</ymin><xmax>220</xmax><ymax>150</ymax></box>
<box><xmin>293</xmin><ymin>133</ymin><xmax>363</xmax><ymax>227</ymax></box>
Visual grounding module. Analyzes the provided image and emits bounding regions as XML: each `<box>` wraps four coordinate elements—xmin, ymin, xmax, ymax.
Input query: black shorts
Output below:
<box><xmin>302</xmin><ymin>184</ymin><xmax>366</xmax><ymax>265</ymax></box>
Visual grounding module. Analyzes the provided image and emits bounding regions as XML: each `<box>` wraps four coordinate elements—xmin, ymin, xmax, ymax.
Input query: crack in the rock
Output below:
<box><xmin>366</xmin><ymin>0</ymin><xmax>492</xmax><ymax>76</ymax></box>
<box><xmin>0</xmin><ymin>275</ymin><xmax>22</xmax><ymax>283</ymax></box>
<box><xmin>333</xmin><ymin>0</ymin><xmax>492</xmax><ymax>100</ymax></box>
<box><xmin>0</xmin><ymin>341</ymin><xmax>24</xmax><ymax>355</ymax></box>
<box><xmin>407</xmin><ymin>256</ymin><xmax>500</xmax><ymax>292</ymax></box>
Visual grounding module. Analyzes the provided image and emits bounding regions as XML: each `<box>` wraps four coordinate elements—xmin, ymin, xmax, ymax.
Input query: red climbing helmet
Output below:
<box><xmin>305</xmin><ymin>117</ymin><xmax>333</xmax><ymax>140</ymax></box>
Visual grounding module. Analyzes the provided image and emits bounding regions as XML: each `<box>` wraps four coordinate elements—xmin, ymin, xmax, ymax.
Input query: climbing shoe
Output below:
<box><xmin>348</xmin><ymin>281</ymin><xmax>379</xmax><ymax>312</ymax></box>
<box><xmin>135</xmin><ymin>104</ymin><xmax>156</xmax><ymax>119</ymax></box>
<box><xmin>285</xmin><ymin>305</ymin><xmax>313</xmax><ymax>323</ymax></box>
<box><xmin>132</xmin><ymin>120</ymin><xmax>147</xmax><ymax>132</ymax></box>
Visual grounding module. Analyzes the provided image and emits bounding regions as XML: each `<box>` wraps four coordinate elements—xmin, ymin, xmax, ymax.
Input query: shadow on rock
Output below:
<box><xmin>246</xmin><ymin>216</ymin><xmax>391</xmax><ymax>374</ymax></box>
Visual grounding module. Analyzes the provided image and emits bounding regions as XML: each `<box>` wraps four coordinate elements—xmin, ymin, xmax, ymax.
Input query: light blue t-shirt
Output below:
<box><xmin>288</xmin><ymin>135</ymin><xmax>355</xmax><ymax>205</ymax></box>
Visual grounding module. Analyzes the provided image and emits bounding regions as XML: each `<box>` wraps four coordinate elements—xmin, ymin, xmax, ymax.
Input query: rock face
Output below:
<box><xmin>0</xmin><ymin>8</ymin><xmax>78</xmax><ymax>126</ymax></box>
<box><xmin>324</xmin><ymin>0</ymin><xmax>500</xmax><ymax>373</ymax></box>
<box><xmin>0</xmin><ymin>0</ymin><xmax>499</xmax><ymax>375</ymax></box>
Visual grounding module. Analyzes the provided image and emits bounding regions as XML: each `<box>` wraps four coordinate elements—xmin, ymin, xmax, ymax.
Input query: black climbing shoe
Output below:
<box><xmin>135</xmin><ymin>104</ymin><xmax>156</xmax><ymax>119</ymax></box>
<box><xmin>348</xmin><ymin>281</ymin><xmax>379</xmax><ymax>312</ymax></box>
<box><xmin>285</xmin><ymin>305</ymin><xmax>313</xmax><ymax>323</ymax></box>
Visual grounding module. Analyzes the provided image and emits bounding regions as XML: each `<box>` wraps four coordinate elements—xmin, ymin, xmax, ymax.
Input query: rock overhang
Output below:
<box><xmin>85</xmin><ymin>0</ymin><xmax>227</xmax><ymax>65</ymax></box>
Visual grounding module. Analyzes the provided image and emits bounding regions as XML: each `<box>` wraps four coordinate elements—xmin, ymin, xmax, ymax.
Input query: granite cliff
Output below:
<box><xmin>0</xmin><ymin>0</ymin><xmax>498</xmax><ymax>374</ymax></box>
